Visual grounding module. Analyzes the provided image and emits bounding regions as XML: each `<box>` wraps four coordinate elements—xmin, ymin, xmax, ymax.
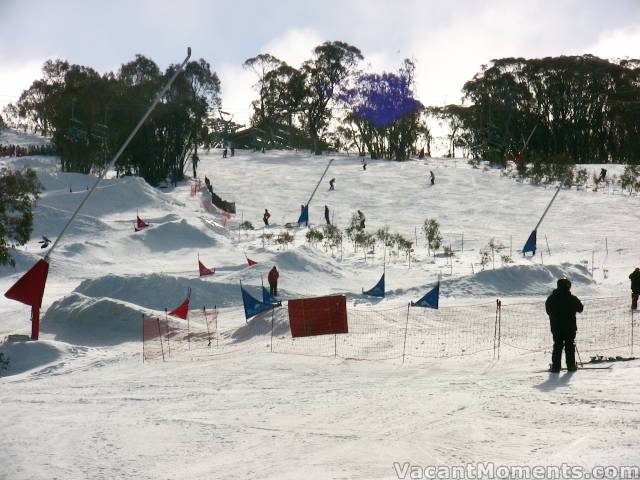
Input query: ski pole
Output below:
<box><xmin>575</xmin><ymin>343</ymin><xmax>584</xmax><ymax>367</ymax></box>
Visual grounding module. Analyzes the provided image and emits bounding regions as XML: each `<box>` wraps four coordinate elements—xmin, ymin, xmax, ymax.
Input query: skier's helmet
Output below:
<box><xmin>557</xmin><ymin>278</ymin><xmax>571</xmax><ymax>290</ymax></box>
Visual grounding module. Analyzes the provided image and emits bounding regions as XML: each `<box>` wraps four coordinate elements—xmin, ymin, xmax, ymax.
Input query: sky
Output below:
<box><xmin>2</xmin><ymin>0</ymin><xmax>640</xmax><ymax>127</ymax></box>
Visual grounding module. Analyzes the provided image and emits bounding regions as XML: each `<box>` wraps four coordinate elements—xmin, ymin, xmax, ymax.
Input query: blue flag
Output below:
<box><xmin>363</xmin><ymin>272</ymin><xmax>385</xmax><ymax>298</ymax></box>
<box><xmin>412</xmin><ymin>282</ymin><xmax>439</xmax><ymax>309</ymax></box>
<box><xmin>298</xmin><ymin>205</ymin><xmax>309</xmax><ymax>226</ymax></box>
<box><xmin>241</xmin><ymin>285</ymin><xmax>270</xmax><ymax>320</ymax></box>
<box><xmin>262</xmin><ymin>286</ymin><xmax>281</xmax><ymax>306</ymax></box>
<box><xmin>523</xmin><ymin>229</ymin><xmax>537</xmax><ymax>256</ymax></box>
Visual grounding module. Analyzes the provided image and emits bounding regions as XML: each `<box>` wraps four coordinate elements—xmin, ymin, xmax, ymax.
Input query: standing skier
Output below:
<box><xmin>268</xmin><ymin>266</ymin><xmax>279</xmax><ymax>297</ymax></box>
<box><xmin>223</xmin><ymin>147</ymin><xmax>228</xmax><ymax>158</ymax></box>
<box><xmin>629</xmin><ymin>267</ymin><xmax>640</xmax><ymax>310</ymax></box>
<box><xmin>545</xmin><ymin>278</ymin><xmax>584</xmax><ymax>372</ymax></box>
<box><xmin>429</xmin><ymin>170</ymin><xmax>435</xmax><ymax>185</ymax></box>
<box><xmin>324</xmin><ymin>205</ymin><xmax>330</xmax><ymax>225</ymax></box>
<box><xmin>263</xmin><ymin>209</ymin><xmax>271</xmax><ymax>226</ymax></box>
<box><xmin>329</xmin><ymin>178</ymin><xmax>335</xmax><ymax>190</ymax></box>
<box><xmin>192</xmin><ymin>152</ymin><xmax>199</xmax><ymax>178</ymax></box>
<box><xmin>362</xmin><ymin>158</ymin><xmax>367</xmax><ymax>170</ymax></box>
<box><xmin>357</xmin><ymin>210</ymin><xmax>366</xmax><ymax>229</ymax></box>
<box><xmin>599</xmin><ymin>168</ymin><xmax>607</xmax><ymax>182</ymax></box>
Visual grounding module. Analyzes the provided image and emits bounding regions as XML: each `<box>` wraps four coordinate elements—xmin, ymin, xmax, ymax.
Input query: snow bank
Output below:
<box><xmin>42</xmin><ymin>292</ymin><xmax>146</xmax><ymax>346</ymax></box>
<box><xmin>0</xmin><ymin>339</ymin><xmax>64</xmax><ymax>377</ymax></box>
<box><xmin>0</xmin><ymin>127</ymin><xmax>49</xmax><ymax>146</ymax></box>
<box><xmin>440</xmin><ymin>262</ymin><xmax>595</xmax><ymax>298</ymax></box>
<box><xmin>131</xmin><ymin>219</ymin><xmax>216</xmax><ymax>252</ymax></box>
<box><xmin>73</xmin><ymin>273</ymin><xmax>241</xmax><ymax>310</ymax></box>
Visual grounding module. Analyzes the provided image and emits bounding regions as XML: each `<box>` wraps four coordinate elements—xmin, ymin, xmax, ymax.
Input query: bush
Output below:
<box><xmin>621</xmin><ymin>165</ymin><xmax>640</xmax><ymax>193</ymax></box>
<box><xmin>305</xmin><ymin>227</ymin><xmax>324</xmax><ymax>246</ymax></box>
<box><xmin>422</xmin><ymin>218</ymin><xmax>442</xmax><ymax>255</ymax></box>
<box><xmin>240</xmin><ymin>220</ymin><xmax>254</xmax><ymax>230</ymax></box>
<box><xmin>323</xmin><ymin>224</ymin><xmax>343</xmax><ymax>251</ymax></box>
<box><xmin>574</xmin><ymin>168</ymin><xmax>588</xmax><ymax>187</ymax></box>
<box><xmin>276</xmin><ymin>231</ymin><xmax>294</xmax><ymax>249</ymax></box>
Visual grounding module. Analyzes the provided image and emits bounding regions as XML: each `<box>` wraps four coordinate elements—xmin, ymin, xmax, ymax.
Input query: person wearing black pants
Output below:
<box><xmin>545</xmin><ymin>278</ymin><xmax>584</xmax><ymax>372</ymax></box>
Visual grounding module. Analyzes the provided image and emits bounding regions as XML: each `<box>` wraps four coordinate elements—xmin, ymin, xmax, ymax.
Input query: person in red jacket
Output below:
<box><xmin>268</xmin><ymin>266</ymin><xmax>279</xmax><ymax>297</ymax></box>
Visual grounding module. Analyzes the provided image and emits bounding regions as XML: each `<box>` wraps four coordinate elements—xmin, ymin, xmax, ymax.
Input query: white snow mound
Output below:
<box><xmin>131</xmin><ymin>219</ymin><xmax>216</xmax><ymax>251</ymax></box>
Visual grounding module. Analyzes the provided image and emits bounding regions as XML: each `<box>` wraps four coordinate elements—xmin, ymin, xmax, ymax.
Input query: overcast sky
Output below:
<box><xmin>2</xmin><ymin>0</ymin><xmax>640</xmax><ymax>125</ymax></box>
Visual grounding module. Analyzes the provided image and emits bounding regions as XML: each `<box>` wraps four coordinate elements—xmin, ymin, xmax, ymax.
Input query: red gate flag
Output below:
<box><xmin>168</xmin><ymin>288</ymin><xmax>191</xmax><ymax>320</ymax></box>
<box><xmin>135</xmin><ymin>215</ymin><xmax>149</xmax><ymax>232</ymax></box>
<box><xmin>246</xmin><ymin>256</ymin><xmax>257</xmax><ymax>266</ymax></box>
<box><xmin>198</xmin><ymin>260</ymin><xmax>215</xmax><ymax>276</ymax></box>
<box><xmin>4</xmin><ymin>259</ymin><xmax>49</xmax><ymax>309</ymax></box>
<box><xmin>288</xmin><ymin>294</ymin><xmax>348</xmax><ymax>337</ymax></box>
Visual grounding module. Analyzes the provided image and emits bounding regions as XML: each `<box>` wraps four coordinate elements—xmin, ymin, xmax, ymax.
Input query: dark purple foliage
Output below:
<box><xmin>339</xmin><ymin>72</ymin><xmax>422</xmax><ymax>128</ymax></box>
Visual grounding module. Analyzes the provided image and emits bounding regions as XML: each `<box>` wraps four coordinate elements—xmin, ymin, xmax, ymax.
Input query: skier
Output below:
<box><xmin>38</xmin><ymin>236</ymin><xmax>51</xmax><ymax>249</ymax></box>
<box><xmin>329</xmin><ymin>178</ymin><xmax>335</xmax><ymax>190</ymax></box>
<box><xmin>223</xmin><ymin>147</ymin><xmax>228</xmax><ymax>158</ymax></box>
<box><xmin>268</xmin><ymin>265</ymin><xmax>279</xmax><ymax>297</ymax></box>
<box><xmin>192</xmin><ymin>152</ymin><xmax>199</xmax><ymax>178</ymax></box>
<box><xmin>545</xmin><ymin>278</ymin><xmax>584</xmax><ymax>372</ymax></box>
<box><xmin>357</xmin><ymin>210</ymin><xmax>365</xmax><ymax>229</ymax></box>
<box><xmin>263</xmin><ymin>209</ymin><xmax>271</xmax><ymax>226</ymax></box>
<box><xmin>230</xmin><ymin>145</ymin><xmax>235</xmax><ymax>157</ymax></box>
<box><xmin>324</xmin><ymin>205</ymin><xmax>330</xmax><ymax>225</ymax></box>
<box><xmin>629</xmin><ymin>267</ymin><xmax>640</xmax><ymax>310</ymax></box>
<box><xmin>599</xmin><ymin>168</ymin><xmax>607</xmax><ymax>182</ymax></box>
<box><xmin>362</xmin><ymin>158</ymin><xmax>367</xmax><ymax>170</ymax></box>
<box><xmin>429</xmin><ymin>170</ymin><xmax>435</xmax><ymax>185</ymax></box>
<box><xmin>300</xmin><ymin>204</ymin><xmax>305</xmax><ymax>215</ymax></box>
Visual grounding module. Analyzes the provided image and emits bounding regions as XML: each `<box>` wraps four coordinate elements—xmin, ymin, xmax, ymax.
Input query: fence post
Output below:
<box><xmin>215</xmin><ymin>305</ymin><xmax>219</xmax><ymax>348</ymax></box>
<box><xmin>461</xmin><ymin>233</ymin><xmax>464</xmax><ymax>253</ymax></box>
<box><xmin>545</xmin><ymin>234</ymin><xmax>551</xmax><ymax>255</ymax></box>
<box><xmin>270</xmin><ymin>308</ymin><xmax>274</xmax><ymax>353</ymax></box>
<box><xmin>334</xmin><ymin>334</ymin><xmax>337</xmax><ymax>358</ymax></box>
<box><xmin>632</xmin><ymin>309</ymin><xmax>635</xmax><ymax>357</ymax></box>
<box><xmin>164</xmin><ymin>309</ymin><xmax>171</xmax><ymax>357</ymax></box>
<box><xmin>142</xmin><ymin>314</ymin><xmax>145</xmax><ymax>363</ymax></box>
<box><xmin>402</xmin><ymin>303</ymin><xmax>410</xmax><ymax>364</ymax></box>
<box><xmin>187</xmin><ymin>312</ymin><xmax>191</xmax><ymax>351</ymax></box>
<box><xmin>493</xmin><ymin>300</ymin><xmax>498</xmax><ymax>359</ymax></box>
<box><xmin>497</xmin><ymin>300</ymin><xmax>502</xmax><ymax>360</ymax></box>
<box><xmin>203</xmin><ymin>306</ymin><xmax>212</xmax><ymax>347</ymax></box>
<box><xmin>157</xmin><ymin>317</ymin><xmax>165</xmax><ymax>362</ymax></box>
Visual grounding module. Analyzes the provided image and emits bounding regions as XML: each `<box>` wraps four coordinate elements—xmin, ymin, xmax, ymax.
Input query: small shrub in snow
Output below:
<box><xmin>305</xmin><ymin>227</ymin><xmax>324</xmax><ymax>246</ymax></box>
<box><xmin>240</xmin><ymin>220</ymin><xmax>254</xmax><ymax>230</ymax></box>
<box><xmin>276</xmin><ymin>231</ymin><xmax>294</xmax><ymax>249</ymax></box>
<box><xmin>422</xmin><ymin>219</ymin><xmax>442</xmax><ymax>256</ymax></box>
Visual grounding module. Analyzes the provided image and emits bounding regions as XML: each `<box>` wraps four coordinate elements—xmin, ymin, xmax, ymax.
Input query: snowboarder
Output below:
<box><xmin>192</xmin><ymin>152</ymin><xmax>199</xmax><ymax>178</ymax></box>
<box><xmin>599</xmin><ymin>168</ymin><xmax>607</xmax><ymax>182</ymax></box>
<box><xmin>38</xmin><ymin>236</ymin><xmax>51</xmax><ymax>249</ymax></box>
<box><xmin>223</xmin><ymin>147</ymin><xmax>228</xmax><ymax>158</ymax></box>
<box><xmin>357</xmin><ymin>210</ymin><xmax>365</xmax><ymax>229</ymax></box>
<box><xmin>300</xmin><ymin>204</ymin><xmax>305</xmax><ymax>215</ymax></box>
<box><xmin>629</xmin><ymin>267</ymin><xmax>640</xmax><ymax>310</ymax></box>
<box><xmin>545</xmin><ymin>278</ymin><xmax>584</xmax><ymax>372</ymax></box>
<box><xmin>362</xmin><ymin>158</ymin><xmax>367</xmax><ymax>170</ymax></box>
<box><xmin>429</xmin><ymin>170</ymin><xmax>435</xmax><ymax>185</ymax></box>
<box><xmin>268</xmin><ymin>266</ymin><xmax>279</xmax><ymax>297</ymax></box>
<box><xmin>230</xmin><ymin>145</ymin><xmax>235</xmax><ymax>157</ymax></box>
<box><xmin>324</xmin><ymin>205</ymin><xmax>330</xmax><ymax>225</ymax></box>
<box><xmin>263</xmin><ymin>209</ymin><xmax>271</xmax><ymax>226</ymax></box>
<box><xmin>329</xmin><ymin>178</ymin><xmax>335</xmax><ymax>190</ymax></box>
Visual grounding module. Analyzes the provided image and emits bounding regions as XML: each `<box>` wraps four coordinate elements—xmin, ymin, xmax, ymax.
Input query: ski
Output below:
<box><xmin>534</xmin><ymin>365</ymin><xmax>613</xmax><ymax>373</ymax></box>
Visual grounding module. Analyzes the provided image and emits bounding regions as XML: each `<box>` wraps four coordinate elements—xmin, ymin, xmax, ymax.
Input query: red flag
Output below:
<box><xmin>135</xmin><ymin>215</ymin><xmax>149</xmax><ymax>231</ymax></box>
<box><xmin>246</xmin><ymin>256</ymin><xmax>257</xmax><ymax>266</ymax></box>
<box><xmin>4</xmin><ymin>259</ymin><xmax>49</xmax><ymax>309</ymax></box>
<box><xmin>168</xmin><ymin>289</ymin><xmax>191</xmax><ymax>320</ymax></box>
<box><xmin>198</xmin><ymin>260</ymin><xmax>215</xmax><ymax>277</ymax></box>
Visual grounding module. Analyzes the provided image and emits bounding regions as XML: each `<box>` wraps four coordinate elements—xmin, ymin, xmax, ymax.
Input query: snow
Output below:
<box><xmin>1</xmin><ymin>142</ymin><xmax>640</xmax><ymax>479</ymax></box>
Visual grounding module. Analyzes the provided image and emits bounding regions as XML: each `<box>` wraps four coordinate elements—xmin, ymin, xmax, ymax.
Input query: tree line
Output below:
<box><xmin>5</xmin><ymin>50</ymin><xmax>640</xmax><ymax>187</ymax></box>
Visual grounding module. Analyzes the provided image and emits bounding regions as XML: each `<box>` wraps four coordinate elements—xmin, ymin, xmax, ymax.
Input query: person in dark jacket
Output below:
<box><xmin>545</xmin><ymin>278</ymin><xmax>584</xmax><ymax>372</ymax></box>
<box><xmin>329</xmin><ymin>178</ymin><xmax>335</xmax><ymax>190</ymax></box>
<box><xmin>429</xmin><ymin>170</ymin><xmax>435</xmax><ymax>185</ymax></box>
<box><xmin>192</xmin><ymin>152</ymin><xmax>199</xmax><ymax>178</ymax></box>
<box><xmin>324</xmin><ymin>205</ymin><xmax>330</xmax><ymax>225</ymax></box>
<box><xmin>630</xmin><ymin>267</ymin><xmax>640</xmax><ymax>310</ymax></box>
<box><xmin>357</xmin><ymin>210</ymin><xmax>365</xmax><ymax>229</ymax></box>
<box><xmin>268</xmin><ymin>266</ymin><xmax>279</xmax><ymax>297</ymax></box>
<box><xmin>263</xmin><ymin>209</ymin><xmax>271</xmax><ymax>226</ymax></box>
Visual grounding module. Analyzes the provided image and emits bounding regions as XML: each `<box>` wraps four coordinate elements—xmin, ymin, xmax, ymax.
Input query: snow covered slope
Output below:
<box><xmin>1</xmin><ymin>146</ymin><xmax>639</xmax><ymax>479</ymax></box>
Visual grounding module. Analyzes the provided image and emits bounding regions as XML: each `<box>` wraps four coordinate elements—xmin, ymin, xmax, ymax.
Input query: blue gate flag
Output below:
<box><xmin>412</xmin><ymin>282</ymin><xmax>439</xmax><ymax>309</ymax></box>
<box><xmin>363</xmin><ymin>272</ymin><xmax>385</xmax><ymax>297</ymax></box>
<box><xmin>262</xmin><ymin>286</ymin><xmax>281</xmax><ymax>306</ymax></box>
<box><xmin>241</xmin><ymin>285</ymin><xmax>270</xmax><ymax>320</ymax></box>
<box><xmin>523</xmin><ymin>229</ymin><xmax>537</xmax><ymax>256</ymax></box>
<box><xmin>298</xmin><ymin>205</ymin><xmax>309</xmax><ymax>226</ymax></box>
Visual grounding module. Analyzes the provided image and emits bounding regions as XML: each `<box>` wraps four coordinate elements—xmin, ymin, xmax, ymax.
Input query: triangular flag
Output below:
<box><xmin>168</xmin><ymin>288</ymin><xmax>191</xmax><ymax>320</ymax></box>
<box><xmin>523</xmin><ymin>229</ymin><xmax>537</xmax><ymax>256</ymax></box>
<box><xmin>240</xmin><ymin>284</ymin><xmax>270</xmax><ymax>321</ymax></box>
<box><xmin>198</xmin><ymin>260</ymin><xmax>215</xmax><ymax>277</ymax></box>
<box><xmin>4</xmin><ymin>259</ymin><xmax>49</xmax><ymax>309</ymax></box>
<box><xmin>246</xmin><ymin>256</ymin><xmax>257</xmax><ymax>266</ymax></box>
<box><xmin>297</xmin><ymin>205</ymin><xmax>309</xmax><ymax>226</ymax></box>
<box><xmin>135</xmin><ymin>215</ymin><xmax>149</xmax><ymax>231</ymax></box>
<box><xmin>412</xmin><ymin>282</ymin><xmax>439</xmax><ymax>309</ymax></box>
<box><xmin>363</xmin><ymin>272</ymin><xmax>385</xmax><ymax>298</ymax></box>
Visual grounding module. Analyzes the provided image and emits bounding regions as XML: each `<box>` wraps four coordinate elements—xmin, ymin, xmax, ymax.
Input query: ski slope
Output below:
<box><xmin>1</xmin><ymin>139</ymin><xmax>640</xmax><ymax>479</ymax></box>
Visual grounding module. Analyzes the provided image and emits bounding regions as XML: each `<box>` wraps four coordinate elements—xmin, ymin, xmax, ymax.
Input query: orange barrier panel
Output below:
<box><xmin>288</xmin><ymin>295</ymin><xmax>348</xmax><ymax>337</ymax></box>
